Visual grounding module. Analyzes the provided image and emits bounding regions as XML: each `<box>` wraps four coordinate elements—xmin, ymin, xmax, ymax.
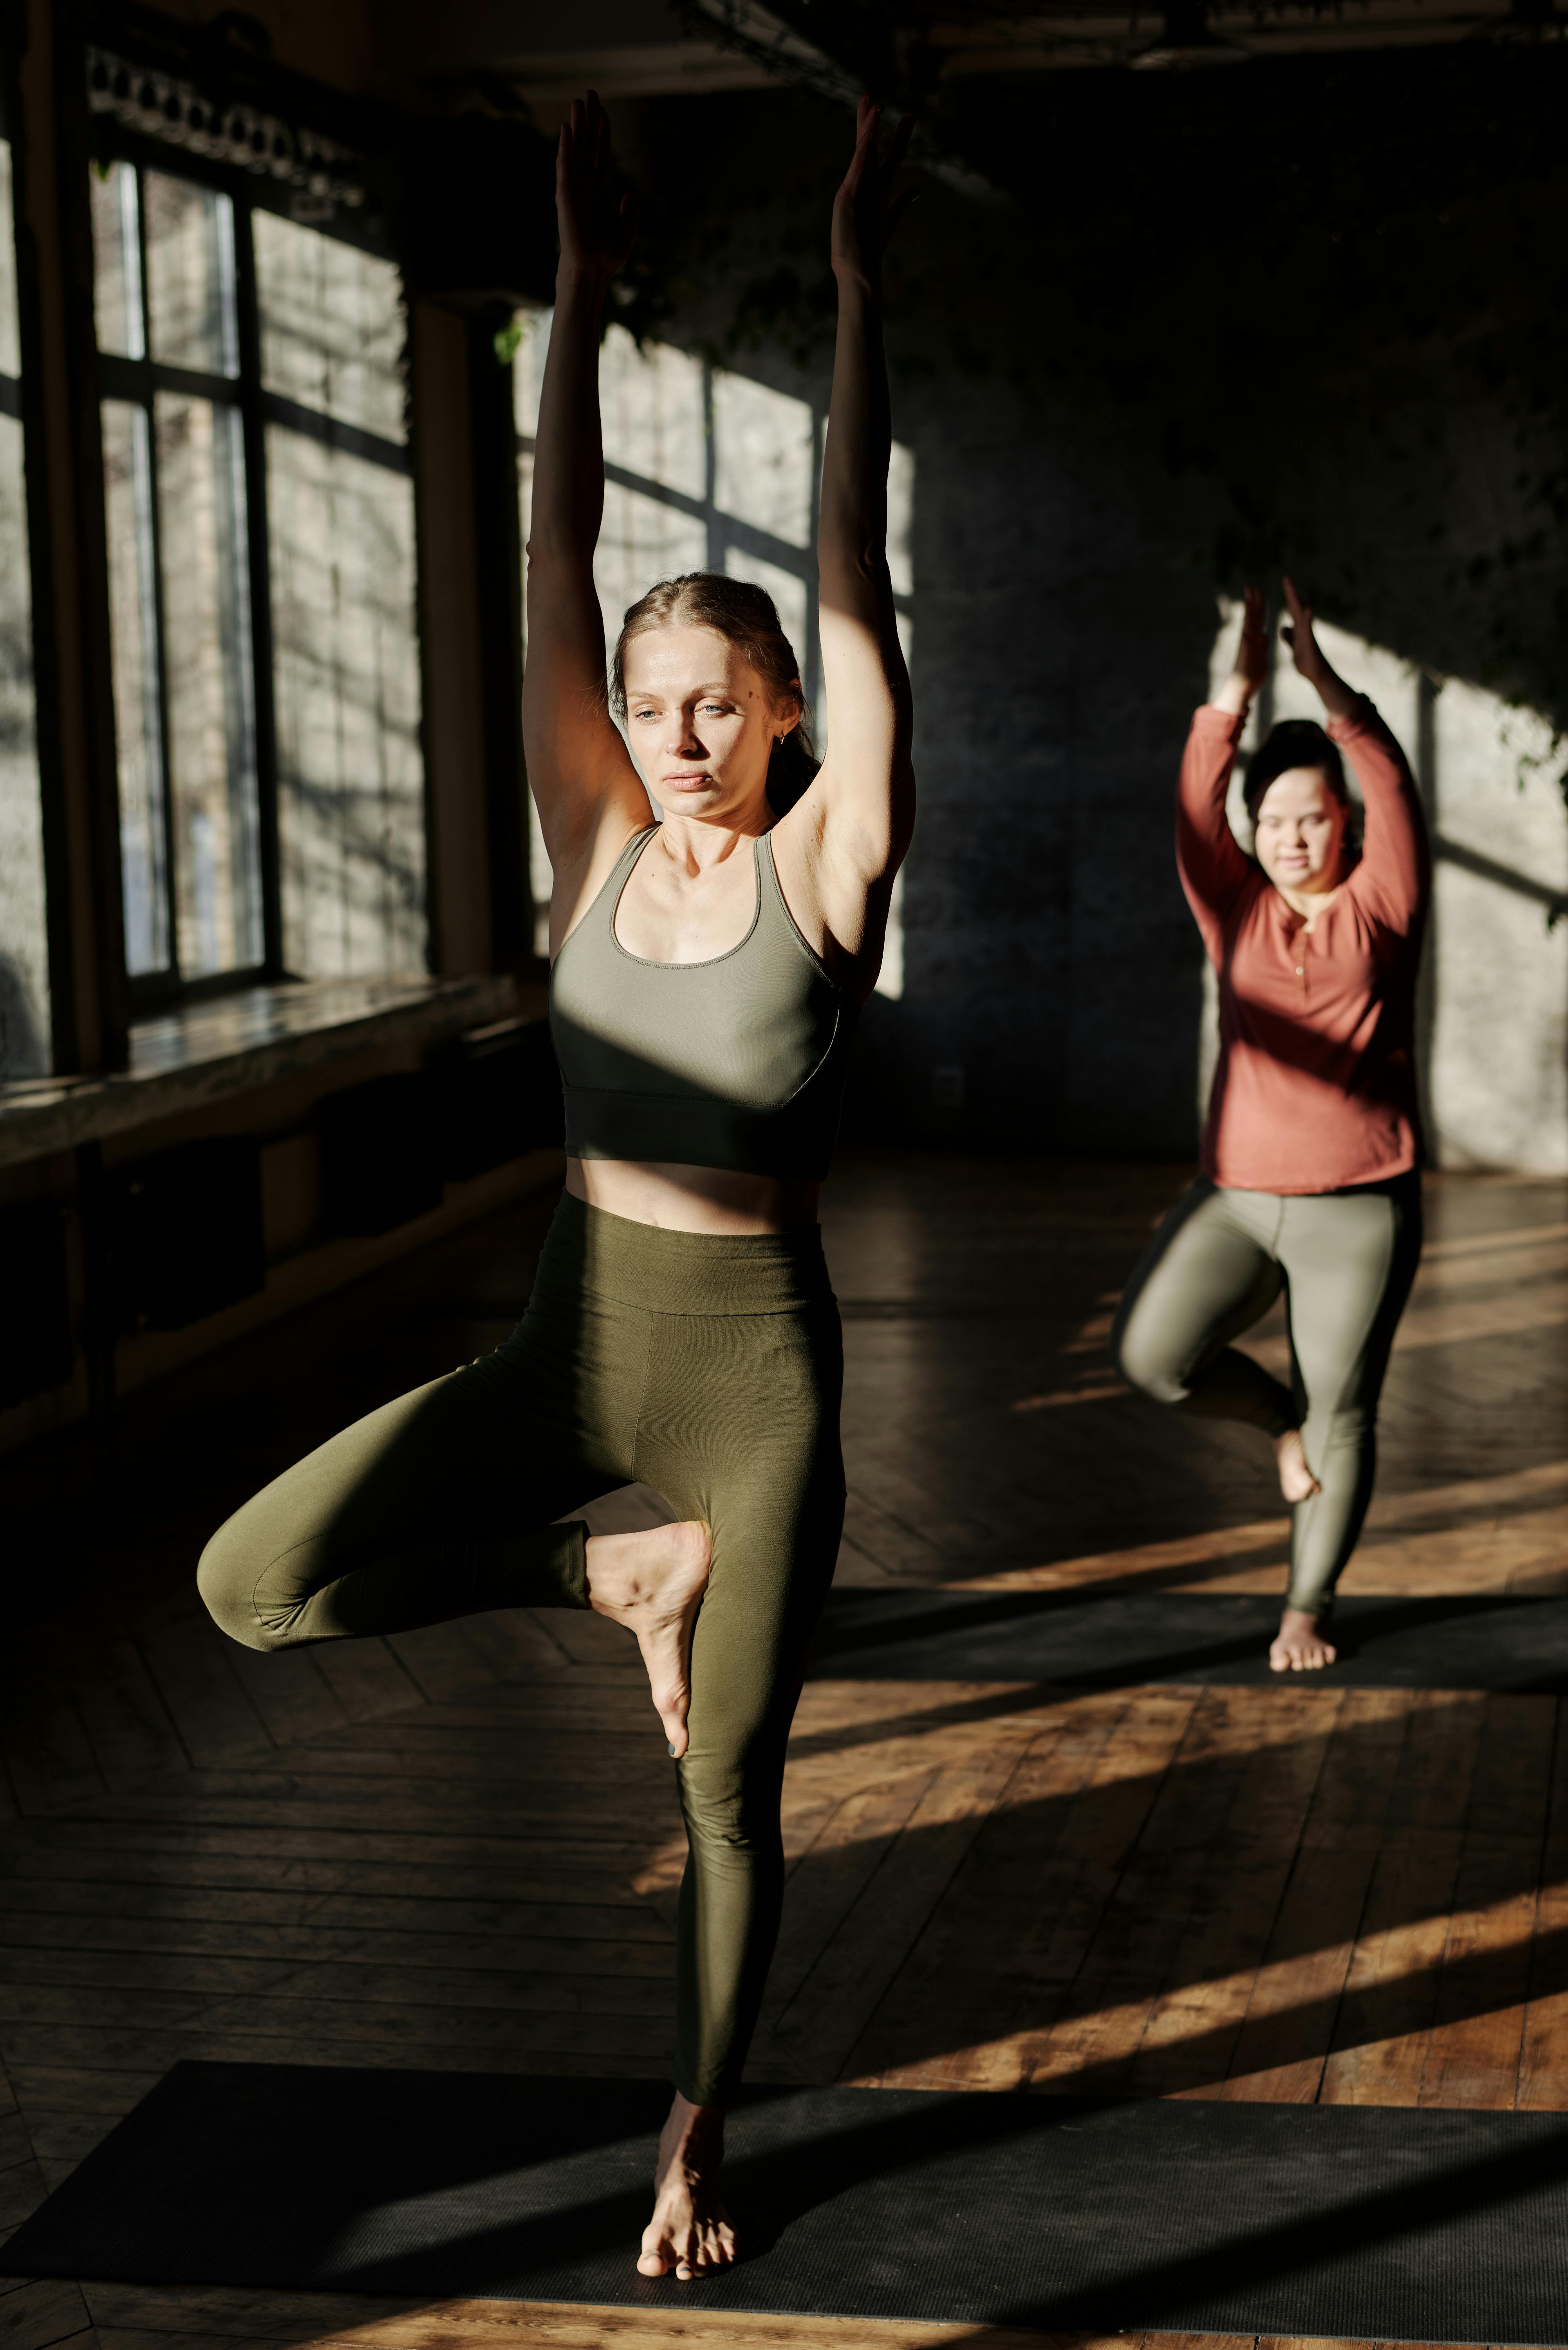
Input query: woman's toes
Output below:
<box><xmin>638</xmin><ymin>2227</ymin><xmax>677</xmax><ymax>2276</ymax></box>
<box><xmin>647</xmin><ymin>1661</ymin><xmax>691</xmax><ymax>1756</ymax></box>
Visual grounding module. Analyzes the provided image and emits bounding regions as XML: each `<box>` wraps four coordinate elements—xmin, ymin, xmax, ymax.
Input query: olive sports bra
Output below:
<box><xmin>549</xmin><ymin>824</ymin><xmax>855</xmax><ymax>1181</ymax></box>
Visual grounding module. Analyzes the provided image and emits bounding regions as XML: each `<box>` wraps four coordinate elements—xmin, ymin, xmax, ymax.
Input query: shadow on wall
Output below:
<box><xmin>1199</xmin><ymin>601</ymin><xmax>1568</xmax><ymax>1177</ymax></box>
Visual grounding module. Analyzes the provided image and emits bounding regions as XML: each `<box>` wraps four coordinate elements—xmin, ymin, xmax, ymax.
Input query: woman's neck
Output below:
<box><xmin>654</xmin><ymin>804</ymin><xmax>773</xmax><ymax>872</ymax></box>
<box><xmin>1274</xmin><ymin>871</ymin><xmax>1343</xmax><ymax>924</ymax></box>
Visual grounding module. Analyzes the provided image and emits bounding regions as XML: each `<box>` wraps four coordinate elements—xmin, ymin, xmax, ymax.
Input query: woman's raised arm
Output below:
<box><xmin>1176</xmin><ymin>590</ymin><xmax>1263</xmax><ymax>924</ymax></box>
<box><xmin>1283</xmin><ymin>577</ymin><xmax>1429</xmax><ymax>933</ymax></box>
<box><xmin>785</xmin><ymin>100</ymin><xmax>916</xmax><ymax>976</ymax></box>
<box><xmin>521</xmin><ymin>95</ymin><xmax>651</xmax><ymax>936</ymax></box>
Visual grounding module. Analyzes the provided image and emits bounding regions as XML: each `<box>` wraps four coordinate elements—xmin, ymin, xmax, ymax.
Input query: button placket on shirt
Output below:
<box><xmin>1284</xmin><ymin>911</ymin><xmax>1308</xmax><ymax>989</ymax></box>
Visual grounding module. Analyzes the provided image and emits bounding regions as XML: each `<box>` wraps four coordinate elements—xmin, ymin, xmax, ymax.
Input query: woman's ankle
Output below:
<box><xmin>663</xmin><ymin>2090</ymin><xmax>725</xmax><ymax>2160</ymax></box>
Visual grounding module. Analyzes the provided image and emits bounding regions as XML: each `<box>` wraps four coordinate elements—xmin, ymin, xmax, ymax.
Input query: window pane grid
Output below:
<box><xmin>91</xmin><ymin>146</ymin><xmax>425</xmax><ymax>999</ymax></box>
<box><xmin>95</xmin><ymin>158</ymin><xmax>264</xmax><ymax>990</ymax></box>
<box><xmin>253</xmin><ymin>208</ymin><xmax>424</xmax><ymax>980</ymax></box>
<box><xmin>266</xmin><ymin>422</ymin><xmax>424</xmax><ymax>978</ymax></box>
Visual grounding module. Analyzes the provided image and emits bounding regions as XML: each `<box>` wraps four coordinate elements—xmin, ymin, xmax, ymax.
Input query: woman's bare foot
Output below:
<box><xmin>583</xmin><ymin>1520</ymin><xmax>712</xmax><ymax>1757</ymax></box>
<box><xmin>1274</xmin><ymin>1426</ymin><xmax>1321</xmax><ymax>1505</ymax></box>
<box><xmin>1270</xmin><ymin>1605</ymin><xmax>1337</xmax><ymax>1672</ymax></box>
<box><xmin>637</xmin><ymin>2092</ymin><xmax>736</xmax><ymax>2280</ymax></box>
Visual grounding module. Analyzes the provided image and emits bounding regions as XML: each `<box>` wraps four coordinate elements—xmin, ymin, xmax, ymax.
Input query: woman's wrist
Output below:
<box><xmin>831</xmin><ymin>261</ymin><xmax>880</xmax><ymax>305</ymax></box>
<box><xmin>554</xmin><ymin>262</ymin><xmax>614</xmax><ymax>311</ymax></box>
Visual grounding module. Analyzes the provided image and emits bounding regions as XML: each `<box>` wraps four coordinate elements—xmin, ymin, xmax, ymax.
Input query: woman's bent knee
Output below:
<box><xmin>1111</xmin><ymin>1309</ymin><xmax>1189</xmax><ymax>1406</ymax></box>
<box><xmin>196</xmin><ymin>1527</ymin><xmax>282</xmax><ymax>1652</ymax></box>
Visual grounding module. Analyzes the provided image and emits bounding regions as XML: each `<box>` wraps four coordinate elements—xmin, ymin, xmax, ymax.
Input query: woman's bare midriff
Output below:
<box><xmin>566</xmin><ymin>1156</ymin><xmax>822</xmax><ymax>1235</ymax></box>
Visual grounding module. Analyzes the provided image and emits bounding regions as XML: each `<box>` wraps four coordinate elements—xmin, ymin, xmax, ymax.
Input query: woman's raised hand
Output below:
<box><xmin>1211</xmin><ymin>584</ymin><xmax>1266</xmax><ymax>717</ymax></box>
<box><xmin>1282</xmin><ymin>575</ymin><xmax>1358</xmax><ymax>719</ymax></box>
<box><xmin>556</xmin><ymin>90</ymin><xmax>636</xmax><ymax>285</ymax></box>
<box><xmin>1281</xmin><ymin>576</ymin><xmax>1331</xmax><ymax>688</ymax></box>
<box><xmin>1231</xmin><ymin>585</ymin><xmax>1269</xmax><ymax>700</ymax></box>
<box><xmin>831</xmin><ymin>96</ymin><xmax>915</xmax><ymax>289</ymax></box>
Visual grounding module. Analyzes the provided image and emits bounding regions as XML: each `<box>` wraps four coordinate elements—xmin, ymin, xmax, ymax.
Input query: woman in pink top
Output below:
<box><xmin>1111</xmin><ymin>581</ymin><xmax>1430</xmax><ymax>1671</ymax></box>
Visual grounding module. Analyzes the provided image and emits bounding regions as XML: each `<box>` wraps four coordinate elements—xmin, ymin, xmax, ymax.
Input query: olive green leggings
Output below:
<box><xmin>1111</xmin><ymin>1173</ymin><xmax>1422</xmax><ymax>1614</ymax></box>
<box><xmin>197</xmin><ymin>1191</ymin><xmax>845</xmax><ymax>2106</ymax></box>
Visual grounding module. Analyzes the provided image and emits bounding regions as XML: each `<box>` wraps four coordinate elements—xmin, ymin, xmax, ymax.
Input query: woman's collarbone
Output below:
<box><xmin>617</xmin><ymin>857</ymin><xmax>758</xmax><ymax>964</ymax></box>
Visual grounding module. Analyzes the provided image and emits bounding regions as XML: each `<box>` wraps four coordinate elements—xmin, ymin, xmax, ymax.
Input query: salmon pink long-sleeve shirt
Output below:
<box><xmin>1178</xmin><ymin>698</ymin><xmax>1430</xmax><ymax>1195</ymax></box>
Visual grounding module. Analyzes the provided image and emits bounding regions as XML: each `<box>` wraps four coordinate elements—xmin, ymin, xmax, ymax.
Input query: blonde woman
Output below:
<box><xmin>198</xmin><ymin>93</ymin><xmax>914</xmax><ymax>2280</ymax></box>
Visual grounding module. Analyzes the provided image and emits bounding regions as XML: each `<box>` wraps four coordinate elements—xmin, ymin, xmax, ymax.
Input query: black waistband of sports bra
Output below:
<box><xmin>562</xmin><ymin>1087</ymin><xmax>839</xmax><ymax>1185</ymax></box>
<box><xmin>533</xmin><ymin>1189</ymin><xmax>835</xmax><ymax>1316</ymax></box>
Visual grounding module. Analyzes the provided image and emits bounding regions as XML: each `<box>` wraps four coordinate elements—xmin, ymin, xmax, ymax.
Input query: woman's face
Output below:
<box><xmin>621</xmin><ymin>624</ymin><xmax>793</xmax><ymax>821</ymax></box>
<box><xmin>1252</xmin><ymin>766</ymin><xmax>1348</xmax><ymax>897</ymax></box>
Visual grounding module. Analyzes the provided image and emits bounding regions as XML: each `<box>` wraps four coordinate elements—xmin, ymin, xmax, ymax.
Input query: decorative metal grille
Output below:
<box><xmin>86</xmin><ymin>46</ymin><xmax>366</xmax><ymax>227</ymax></box>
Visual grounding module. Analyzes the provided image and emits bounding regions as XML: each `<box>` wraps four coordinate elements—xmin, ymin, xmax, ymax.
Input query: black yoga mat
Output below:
<box><xmin>12</xmin><ymin>2060</ymin><xmax>1568</xmax><ymax>2340</ymax></box>
<box><xmin>809</xmin><ymin>1587</ymin><xmax>1568</xmax><ymax>1689</ymax></box>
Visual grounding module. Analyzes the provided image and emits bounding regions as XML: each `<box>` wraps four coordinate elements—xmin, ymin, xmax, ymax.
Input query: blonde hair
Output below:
<box><xmin>611</xmin><ymin>571</ymin><xmax>819</xmax><ymax>813</ymax></box>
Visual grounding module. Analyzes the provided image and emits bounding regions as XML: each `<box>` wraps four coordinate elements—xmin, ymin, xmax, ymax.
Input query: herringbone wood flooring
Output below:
<box><xmin>3</xmin><ymin>1153</ymin><xmax>1566</xmax><ymax>2350</ymax></box>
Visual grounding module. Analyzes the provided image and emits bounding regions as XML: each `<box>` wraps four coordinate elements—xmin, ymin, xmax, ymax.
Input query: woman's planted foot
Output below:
<box><xmin>1270</xmin><ymin>1605</ymin><xmax>1337</xmax><ymax>1673</ymax></box>
<box><xmin>1274</xmin><ymin>1426</ymin><xmax>1321</xmax><ymax>1505</ymax></box>
<box><xmin>637</xmin><ymin>2092</ymin><xmax>736</xmax><ymax>2280</ymax></box>
<box><xmin>584</xmin><ymin>1520</ymin><xmax>712</xmax><ymax>1757</ymax></box>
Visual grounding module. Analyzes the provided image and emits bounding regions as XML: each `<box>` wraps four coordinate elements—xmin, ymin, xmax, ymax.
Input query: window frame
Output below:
<box><xmin>87</xmin><ymin>116</ymin><xmax>417</xmax><ymax>1012</ymax></box>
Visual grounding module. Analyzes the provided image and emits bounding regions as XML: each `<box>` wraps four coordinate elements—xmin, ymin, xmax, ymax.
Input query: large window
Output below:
<box><xmin>90</xmin><ymin>151</ymin><xmax>424</xmax><ymax>1000</ymax></box>
<box><xmin>513</xmin><ymin>319</ymin><xmax>914</xmax><ymax>983</ymax></box>
<box><xmin>0</xmin><ymin>130</ymin><xmax>50</xmax><ymax>1074</ymax></box>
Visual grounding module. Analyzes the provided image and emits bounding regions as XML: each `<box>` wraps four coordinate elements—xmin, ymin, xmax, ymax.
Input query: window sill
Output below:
<box><xmin>0</xmin><ymin>975</ymin><xmax>529</xmax><ymax>1170</ymax></box>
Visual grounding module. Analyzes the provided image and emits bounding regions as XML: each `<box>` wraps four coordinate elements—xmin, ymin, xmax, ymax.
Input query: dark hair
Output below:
<box><xmin>609</xmin><ymin>571</ymin><xmax>820</xmax><ymax>815</ymax></box>
<box><xmin>1241</xmin><ymin>718</ymin><xmax>1348</xmax><ymax>821</ymax></box>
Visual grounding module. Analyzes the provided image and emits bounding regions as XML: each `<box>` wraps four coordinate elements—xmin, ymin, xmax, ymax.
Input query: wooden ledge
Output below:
<box><xmin>0</xmin><ymin>976</ymin><xmax>527</xmax><ymax>1170</ymax></box>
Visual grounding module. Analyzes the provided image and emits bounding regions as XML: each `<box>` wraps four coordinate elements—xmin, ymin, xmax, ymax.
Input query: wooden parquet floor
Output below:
<box><xmin>2</xmin><ymin>1153</ymin><xmax>1566</xmax><ymax>2350</ymax></box>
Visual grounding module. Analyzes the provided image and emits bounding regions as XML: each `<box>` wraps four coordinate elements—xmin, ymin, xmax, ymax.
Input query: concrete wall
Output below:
<box><xmin>1426</xmin><ymin>685</ymin><xmax>1568</xmax><ymax>1173</ymax></box>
